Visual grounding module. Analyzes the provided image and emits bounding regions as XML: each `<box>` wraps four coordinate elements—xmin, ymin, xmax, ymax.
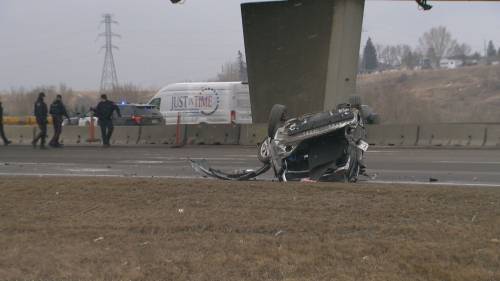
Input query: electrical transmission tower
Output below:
<box><xmin>99</xmin><ymin>14</ymin><xmax>120</xmax><ymax>93</ymax></box>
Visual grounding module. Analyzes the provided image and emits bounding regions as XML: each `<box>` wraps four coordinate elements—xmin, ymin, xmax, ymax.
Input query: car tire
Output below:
<box><xmin>257</xmin><ymin>138</ymin><xmax>271</xmax><ymax>164</ymax></box>
<box><xmin>268</xmin><ymin>104</ymin><xmax>287</xmax><ymax>138</ymax></box>
<box><xmin>346</xmin><ymin>145</ymin><xmax>361</xmax><ymax>183</ymax></box>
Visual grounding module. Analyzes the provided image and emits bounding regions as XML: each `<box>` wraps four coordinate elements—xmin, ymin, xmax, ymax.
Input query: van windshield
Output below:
<box><xmin>149</xmin><ymin>98</ymin><xmax>161</xmax><ymax>109</ymax></box>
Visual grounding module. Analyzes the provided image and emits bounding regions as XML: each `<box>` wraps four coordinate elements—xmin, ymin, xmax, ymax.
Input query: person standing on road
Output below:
<box><xmin>0</xmin><ymin>100</ymin><xmax>12</xmax><ymax>146</ymax></box>
<box><xmin>32</xmin><ymin>92</ymin><xmax>48</xmax><ymax>149</ymax></box>
<box><xmin>91</xmin><ymin>94</ymin><xmax>121</xmax><ymax>147</ymax></box>
<box><xmin>49</xmin><ymin>95</ymin><xmax>70</xmax><ymax>148</ymax></box>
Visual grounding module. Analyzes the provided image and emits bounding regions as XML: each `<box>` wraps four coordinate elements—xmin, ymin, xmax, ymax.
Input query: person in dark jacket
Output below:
<box><xmin>0</xmin><ymin>100</ymin><xmax>12</xmax><ymax>146</ymax></box>
<box><xmin>91</xmin><ymin>94</ymin><xmax>121</xmax><ymax>147</ymax></box>
<box><xmin>32</xmin><ymin>92</ymin><xmax>48</xmax><ymax>149</ymax></box>
<box><xmin>49</xmin><ymin>95</ymin><xmax>70</xmax><ymax>148</ymax></box>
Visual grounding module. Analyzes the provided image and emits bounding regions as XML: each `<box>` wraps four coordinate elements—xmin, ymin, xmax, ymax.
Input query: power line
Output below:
<box><xmin>99</xmin><ymin>13</ymin><xmax>120</xmax><ymax>93</ymax></box>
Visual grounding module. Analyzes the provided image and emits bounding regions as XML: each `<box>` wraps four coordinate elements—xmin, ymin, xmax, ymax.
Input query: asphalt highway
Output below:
<box><xmin>1</xmin><ymin>145</ymin><xmax>499</xmax><ymax>186</ymax></box>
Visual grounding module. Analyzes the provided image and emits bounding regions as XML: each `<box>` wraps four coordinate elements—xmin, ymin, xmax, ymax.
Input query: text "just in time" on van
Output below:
<box><xmin>149</xmin><ymin>82</ymin><xmax>252</xmax><ymax>125</ymax></box>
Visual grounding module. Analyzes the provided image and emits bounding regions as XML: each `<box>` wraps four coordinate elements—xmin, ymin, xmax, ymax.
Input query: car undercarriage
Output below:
<box><xmin>191</xmin><ymin>99</ymin><xmax>370</xmax><ymax>183</ymax></box>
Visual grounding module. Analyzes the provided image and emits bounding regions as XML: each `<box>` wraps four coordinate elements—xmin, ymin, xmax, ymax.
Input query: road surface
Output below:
<box><xmin>0</xmin><ymin>145</ymin><xmax>499</xmax><ymax>186</ymax></box>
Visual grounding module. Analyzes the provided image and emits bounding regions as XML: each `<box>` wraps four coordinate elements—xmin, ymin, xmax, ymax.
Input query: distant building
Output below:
<box><xmin>439</xmin><ymin>59</ymin><xmax>463</xmax><ymax>69</ymax></box>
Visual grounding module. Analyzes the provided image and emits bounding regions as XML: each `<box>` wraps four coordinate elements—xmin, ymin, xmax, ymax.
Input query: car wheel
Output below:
<box><xmin>257</xmin><ymin>138</ymin><xmax>271</xmax><ymax>164</ymax></box>
<box><xmin>268</xmin><ymin>104</ymin><xmax>287</xmax><ymax>138</ymax></box>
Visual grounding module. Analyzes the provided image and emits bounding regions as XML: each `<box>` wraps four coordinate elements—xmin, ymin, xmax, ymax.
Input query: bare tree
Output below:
<box><xmin>450</xmin><ymin>43</ymin><xmax>472</xmax><ymax>64</ymax></box>
<box><xmin>418</xmin><ymin>26</ymin><xmax>457</xmax><ymax>67</ymax></box>
<box><xmin>1</xmin><ymin>84</ymin><xmax>156</xmax><ymax>116</ymax></box>
<box><xmin>213</xmin><ymin>51</ymin><xmax>248</xmax><ymax>82</ymax></box>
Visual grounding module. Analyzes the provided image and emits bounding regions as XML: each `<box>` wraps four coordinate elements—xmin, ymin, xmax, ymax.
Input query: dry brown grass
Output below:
<box><xmin>357</xmin><ymin>65</ymin><xmax>500</xmax><ymax>124</ymax></box>
<box><xmin>0</xmin><ymin>177</ymin><xmax>499</xmax><ymax>280</ymax></box>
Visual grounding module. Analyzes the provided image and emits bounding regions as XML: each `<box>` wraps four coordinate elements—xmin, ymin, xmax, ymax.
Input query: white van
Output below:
<box><xmin>149</xmin><ymin>82</ymin><xmax>252</xmax><ymax>124</ymax></box>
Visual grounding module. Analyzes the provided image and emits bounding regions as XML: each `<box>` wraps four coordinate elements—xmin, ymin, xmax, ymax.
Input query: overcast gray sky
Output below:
<box><xmin>1</xmin><ymin>0</ymin><xmax>499</xmax><ymax>91</ymax></box>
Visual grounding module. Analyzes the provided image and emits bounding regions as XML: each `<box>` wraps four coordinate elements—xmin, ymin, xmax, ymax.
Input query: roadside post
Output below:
<box><xmin>87</xmin><ymin>112</ymin><xmax>99</xmax><ymax>143</ymax></box>
<box><xmin>172</xmin><ymin>111</ymin><xmax>185</xmax><ymax>148</ymax></box>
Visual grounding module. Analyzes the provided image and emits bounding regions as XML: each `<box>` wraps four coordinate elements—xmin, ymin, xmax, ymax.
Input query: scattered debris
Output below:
<box><xmin>178</xmin><ymin>208</ymin><xmax>184</xmax><ymax>214</ymax></box>
<box><xmin>300</xmin><ymin>178</ymin><xmax>317</xmax><ymax>183</ymax></box>
<box><xmin>491</xmin><ymin>238</ymin><xmax>499</xmax><ymax>243</ymax></box>
<box><xmin>274</xmin><ymin>230</ymin><xmax>286</xmax><ymax>237</ymax></box>
<box><xmin>93</xmin><ymin>236</ymin><xmax>104</xmax><ymax>242</ymax></box>
<box><xmin>471</xmin><ymin>214</ymin><xmax>477</xmax><ymax>223</ymax></box>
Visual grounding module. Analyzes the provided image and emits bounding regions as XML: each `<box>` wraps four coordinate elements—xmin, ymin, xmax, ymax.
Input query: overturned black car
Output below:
<box><xmin>191</xmin><ymin>98</ymin><xmax>370</xmax><ymax>183</ymax></box>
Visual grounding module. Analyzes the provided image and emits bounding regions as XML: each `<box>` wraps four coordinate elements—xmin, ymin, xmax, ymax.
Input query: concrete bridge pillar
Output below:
<box><xmin>324</xmin><ymin>0</ymin><xmax>365</xmax><ymax>110</ymax></box>
<box><xmin>242</xmin><ymin>0</ymin><xmax>365</xmax><ymax>123</ymax></box>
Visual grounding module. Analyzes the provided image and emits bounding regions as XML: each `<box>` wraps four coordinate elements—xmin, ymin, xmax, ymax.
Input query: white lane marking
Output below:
<box><xmin>435</xmin><ymin>161</ymin><xmax>500</xmax><ymax>165</ymax></box>
<box><xmin>368</xmin><ymin>180</ymin><xmax>500</xmax><ymax>188</ymax></box>
<box><xmin>148</xmin><ymin>157</ymin><xmax>255</xmax><ymax>161</ymax></box>
<box><xmin>0</xmin><ymin>172</ymin><xmax>201</xmax><ymax>179</ymax></box>
<box><xmin>120</xmin><ymin>160</ymin><xmax>166</xmax><ymax>164</ymax></box>
<box><xmin>0</xmin><ymin>162</ymin><xmax>78</xmax><ymax>166</ymax></box>
<box><xmin>1</xmin><ymin>172</ymin><xmax>498</xmax><ymax>188</ymax></box>
<box><xmin>369</xmin><ymin>169</ymin><xmax>497</xmax><ymax>176</ymax></box>
<box><xmin>366</xmin><ymin>151</ymin><xmax>398</xmax><ymax>153</ymax></box>
<box><xmin>65</xmin><ymin>168</ymin><xmax>113</xmax><ymax>172</ymax></box>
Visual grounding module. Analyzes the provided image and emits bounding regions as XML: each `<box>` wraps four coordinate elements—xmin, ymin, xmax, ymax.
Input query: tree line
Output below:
<box><xmin>361</xmin><ymin>26</ymin><xmax>500</xmax><ymax>73</ymax></box>
<box><xmin>0</xmin><ymin>84</ymin><xmax>156</xmax><ymax>116</ymax></box>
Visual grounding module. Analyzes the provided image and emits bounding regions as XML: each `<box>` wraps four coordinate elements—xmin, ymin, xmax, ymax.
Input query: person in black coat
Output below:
<box><xmin>91</xmin><ymin>94</ymin><xmax>121</xmax><ymax>147</ymax></box>
<box><xmin>32</xmin><ymin>92</ymin><xmax>48</xmax><ymax>149</ymax></box>
<box><xmin>0</xmin><ymin>100</ymin><xmax>12</xmax><ymax>146</ymax></box>
<box><xmin>49</xmin><ymin>95</ymin><xmax>70</xmax><ymax>148</ymax></box>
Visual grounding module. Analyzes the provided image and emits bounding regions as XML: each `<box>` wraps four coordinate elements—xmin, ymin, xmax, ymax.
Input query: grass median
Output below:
<box><xmin>0</xmin><ymin>177</ymin><xmax>499</xmax><ymax>280</ymax></box>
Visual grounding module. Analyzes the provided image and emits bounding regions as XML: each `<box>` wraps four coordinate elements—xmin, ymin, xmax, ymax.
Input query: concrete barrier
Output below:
<box><xmin>485</xmin><ymin>125</ymin><xmax>500</xmax><ymax>147</ymax></box>
<box><xmin>239</xmin><ymin>123</ymin><xmax>268</xmax><ymax>146</ymax></box>
<box><xmin>3</xmin><ymin>116</ymin><xmax>53</xmax><ymax>125</ymax></box>
<box><xmin>34</xmin><ymin>125</ymin><xmax>53</xmax><ymax>144</ymax></box>
<box><xmin>138</xmin><ymin>125</ymin><xmax>186</xmax><ymax>145</ymax></box>
<box><xmin>366</xmin><ymin>124</ymin><xmax>419</xmax><ymax>146</ymax></box>
<box><xmin>418</xmin><ymin>124</ymin><xmax>486</xmax><ymax>146</ymax></box>
<box><xmin>109</xmin><ymin>126</ymin><xmax>140</xmax><ymax>145</ymax></box>
<box><xmin>186</xmin><ymin>124</ymin><xmax>240</xmax><ymax>145</ymax></box>
<box><xmin>3</xmin><ymin>125</ymin><xmax>35</xmax><ymax>144</ymax></box>
<box><xmin>59</xmin><ymin>126</ymin><xmax>88</xmax><ymax>145</ymax></box>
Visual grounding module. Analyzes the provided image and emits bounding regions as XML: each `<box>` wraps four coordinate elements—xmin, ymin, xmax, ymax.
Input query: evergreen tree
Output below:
<box><xmin>402</xmin><ymin>50</ymin><xmax>418</xmax><ymax>70</ymax></box>
<box><xmin>362</xmin><ymin>38</ymin><xmax>378</xmax><ymax>73</ymax></box>
<box><xmin>237</xmin><ymin>50</ymin><xmax>248</xmax><ymax>82</ymax></box>
<box><xmin>471</xmin><ymin>52</ymin><xmax>481</xmax><ymax>61</ymax></box>
<box><xmin>487</xmin><ymin>41</ymin><xmax>496</xmax><ymax>58</ymax></box>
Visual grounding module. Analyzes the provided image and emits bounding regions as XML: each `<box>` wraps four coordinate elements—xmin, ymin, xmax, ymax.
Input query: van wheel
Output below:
<box><xmin>268</xmin><ymin>104</ymin><xmax>287</xmax><ymax>138</ymax></box>
<box><xmin>257</xmin><ymin>138</ymin><xmax>271</xmax><ymax>164</ymax></box>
